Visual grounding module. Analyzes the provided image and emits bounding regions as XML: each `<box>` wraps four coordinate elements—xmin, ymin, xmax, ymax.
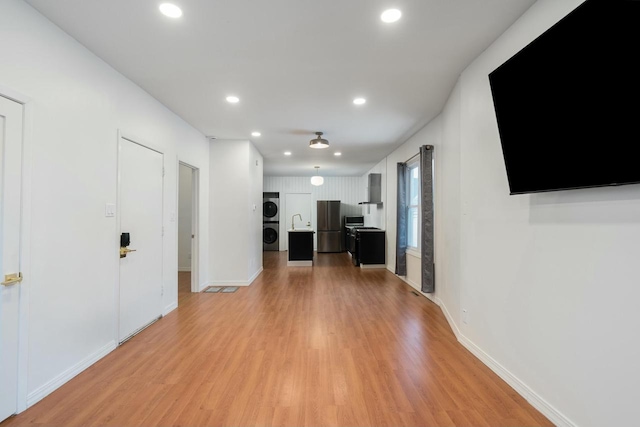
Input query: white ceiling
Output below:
<box><xmin>25</xmin><ymin>0</ymin><xmax>535</xmax><ymax>176</ymax></box>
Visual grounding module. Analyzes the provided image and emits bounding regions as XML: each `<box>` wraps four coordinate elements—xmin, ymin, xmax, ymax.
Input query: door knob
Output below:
<box><xmin>120</xmin><ymin>247</ymin><xmax>137</xmax><ymax>258</ymax></box>
<box><xmin>2</xmin><ymin>273</ymin><xmax>22</xmax><ymax>286</ymax></box>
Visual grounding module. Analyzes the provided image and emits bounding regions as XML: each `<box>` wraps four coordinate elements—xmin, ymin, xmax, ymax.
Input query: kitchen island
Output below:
<box><xmin>287</xmin><ymin>229</ymin><xmax>314</xmax><ymax>266</ymax></box>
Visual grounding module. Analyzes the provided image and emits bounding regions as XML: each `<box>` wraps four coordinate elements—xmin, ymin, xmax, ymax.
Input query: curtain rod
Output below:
<box><xmin>405</xmin><ymin>152</ymin><xmax>420</xmax><ymax>163</ymax></box>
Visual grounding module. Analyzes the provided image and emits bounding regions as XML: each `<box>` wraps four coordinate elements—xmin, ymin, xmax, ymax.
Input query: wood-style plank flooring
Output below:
<box><xmin>2</xmin><ymin>252</ymin><xmax>552</xmax><ymax>426</ymax></box>
<box><xmin>178</xmin><ymin>271</ymin><xmax>192</xmax><ymax>305</ymax></box>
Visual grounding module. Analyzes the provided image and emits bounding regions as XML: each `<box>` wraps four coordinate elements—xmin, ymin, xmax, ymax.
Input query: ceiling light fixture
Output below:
<box><xmin>159</xmin><ymin>3</ymin><xmax>183</xmax><ymax>18</ymax></box>
<box><xmin>381</xmin><ymin>8</ymin><xmax>402</xmax><ymax>23</ymax></box>
<box><xmin>310</xmin><ymin>166</ymin><xmax>324</xmax><ymax>186</ymax></box>
<box><xmin>353</xmin><ymin>97</ymin><xmax>366</xmax><ymax>105</ymax></box>
<box><xmin>226</xmin><ymin>96</ymin><xmax>240</xmax><ymax>103</ymax></box>
<box><xmin>284</xmin><ymin>151</ymin><xmax>292</xmax><ymax>156</ymax></box>
<box><xmin>309</xmin><ymin>131</ymin><xmax>329</xmax><ymax>149</ymax></box>
<box><xmin>334</xmin><ymin>152</ymin><xmax>342</xmax><ymax>156</ymax></box>
<box><xmin>251</xmin><ymin>131</ymin><xmax>261</xmax><ymax>137</ymax></box>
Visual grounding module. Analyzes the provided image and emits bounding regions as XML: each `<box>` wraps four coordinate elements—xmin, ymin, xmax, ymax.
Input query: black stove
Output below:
<box><xmin>343</xmin><ymin>216</ymin><xmax>364</xmax><ymax>254</ymax></box>
<box><xmin>346</xmin><ymin>226</ymin><xmax>381</xmax><ymax>262</ymax></box>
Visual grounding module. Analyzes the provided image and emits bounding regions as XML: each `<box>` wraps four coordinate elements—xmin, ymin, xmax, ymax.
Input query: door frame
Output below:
<box><xmin>176</xmin><ymin>160</ymin><xmax>200</xmax><ymax>294</ymax></box>
<box><xmin>115</xmin><ymin>131</ymin><xmax>165</xmax><ymax>343</ymax></box>
<box><xmin>0</xmin><ymin>85</ymin><xmax>33</xmax><ymax>413</ymax></box>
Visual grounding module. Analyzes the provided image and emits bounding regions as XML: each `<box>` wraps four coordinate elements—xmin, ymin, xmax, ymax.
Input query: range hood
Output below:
<box><xmin>359</xmin><ymin>173</ymin><xmax>383</xmax><ymax>205</ymax></box>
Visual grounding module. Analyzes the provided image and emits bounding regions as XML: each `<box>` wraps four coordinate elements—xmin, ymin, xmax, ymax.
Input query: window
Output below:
<box><xmin>407</xmin><ymin>160</ymin><xmax>420</xmax><ymax>250</ymax></box>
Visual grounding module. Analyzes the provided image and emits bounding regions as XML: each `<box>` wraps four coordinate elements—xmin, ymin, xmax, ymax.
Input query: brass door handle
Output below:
<box><xmin>120</xmin><ymin>248</ymin><xmax>137</xmax><ymax>258</ymax></box>
<box><xmin>2</xmin><ymin>273</ymin><xmax>22</xmax><ymax>286</ymax></box>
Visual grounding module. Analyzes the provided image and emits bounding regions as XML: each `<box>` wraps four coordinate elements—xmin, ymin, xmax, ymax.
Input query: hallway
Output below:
<box><xmin>2</xmin><ymin>252</ymin><xmax>551</xmax><ymax>426</ymax></box>
<box><xmin>178</xmin><ymin>271</ymin><xmax>192</xmax><ymax>305</ymax></box>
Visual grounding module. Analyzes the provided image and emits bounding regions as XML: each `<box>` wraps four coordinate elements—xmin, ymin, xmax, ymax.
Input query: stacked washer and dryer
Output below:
<box><xmin>263</xmin><ymin>192</ymin><xmax>279</xmax><ymax>251</ymax></box>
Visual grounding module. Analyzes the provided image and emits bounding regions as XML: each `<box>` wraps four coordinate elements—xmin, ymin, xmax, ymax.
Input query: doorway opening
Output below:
<box><xmin>177</xmin><ymin>162</ymin><xmax>199</xmax><ymax>303</ymax></box>
<box><xmin>284</xmin><ymin>193</ymin><xmax>312</xmax><ymax>251</ymax></box>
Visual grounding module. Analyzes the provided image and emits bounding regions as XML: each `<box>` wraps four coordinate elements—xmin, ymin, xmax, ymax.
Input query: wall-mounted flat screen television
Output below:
<box><xmin>488</xmin><ymin>0</ymin><xmax>640</xmax><ymax>195</ymax></box>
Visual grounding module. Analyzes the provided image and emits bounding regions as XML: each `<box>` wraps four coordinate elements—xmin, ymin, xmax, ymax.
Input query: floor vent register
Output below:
<box><xmin>204</xmin><ymin>286</ymin><xmax>239</xmax><ymax>293</ymax></box>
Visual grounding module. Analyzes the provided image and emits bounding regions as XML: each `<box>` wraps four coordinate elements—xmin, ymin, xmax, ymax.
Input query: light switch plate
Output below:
<box><xmin>105</xmin><ymin>203</ymin><xmax>116</xmax><ymax>217</ymax></box>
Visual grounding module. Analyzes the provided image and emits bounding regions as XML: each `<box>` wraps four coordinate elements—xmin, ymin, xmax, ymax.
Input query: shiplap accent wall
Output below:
<box><xmin>264</xmin><ymin>176</ymin><xmax>364</xmax><ymax>250</ymax></box>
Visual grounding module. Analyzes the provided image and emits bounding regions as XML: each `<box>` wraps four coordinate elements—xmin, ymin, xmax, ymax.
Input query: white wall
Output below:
<box><xmin>264</xmin><ymin>176</ymin><xmax>362</xmax><ymax>250</ymax></box>
<box><xmin>178</xmin><ymin>164</ymin><xmax>192</xmax><ymax>271</ymax></box>
<box><xmin>210</xmin><ymin>140</ymin><xmax>263</xmax><ymax>285</ymax></box>
<box><xmin>455</xmin><ymin>1</ymin><xmax>638</xmax><ymax>426</ymax></box>
<box><xmin>377</xmin><ymin>0</ymin><xmax>640</xmax><ymax>426</ymax></box>
<box><xmin>0</xmin><ymin>0</ymin><xmax>210</xmax><ymax>408</ymax></box>
<box><xmin>248</xmin><ymin>143</ymin><xmax>264</xmax><ymax>280</ymax></box>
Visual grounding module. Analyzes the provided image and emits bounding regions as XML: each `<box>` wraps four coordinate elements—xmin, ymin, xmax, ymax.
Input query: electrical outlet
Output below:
<box><xmin>462</xmin><ymin>309</ymin><xmax>469</xmax><ymax>324</ymax></box>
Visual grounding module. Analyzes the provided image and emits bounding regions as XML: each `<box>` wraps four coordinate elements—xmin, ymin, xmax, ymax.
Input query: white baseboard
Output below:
<box><xmin>248</xmin><ymin>267</ymin><xmax>263</xmax><ymax>284</ymax></box>
<box><xmin>388</xmin><ymin>264</ymin><xmax>573</xmax><ymax>426</ymax></box>
<box><xmin>287</xmin><ymin>260</ymin><xmax>312</xmax><ymax>267</ymax></box>
<box><xmin>360</xmin><ymin>264</ymin><xmax>386</xmax><ymax>269</ymax></box>
<box><xmin>457</xmin><ymin>332</ymin><xmax>574</xmax><ymax>427</ymax></box>
<box><xmin>394</xmin><ymin>270</ymin><xmax>438</xmax><ymax>304</ymax></box>
<box><xmin>198</xmin><ymin>282</ymin><xmax>210</xmax><ymax>292</ymax></box>
<box><xmin>437</xmin><ymin>300</ymin><xmax>574</xmax><ymax>427</ymax></box>
<box><xmin>163</xmin><ymin>301</ymin><xmax>178</xmax><ymax>316</ymax></box>
<box><xmin>209</xmin><ymin>267</ymin><xmax>264</xmax><ymax>287</ymax></box>
<box><xmin>26</xmin><ymin>340</ymin><xmax>116</xmax><ymax>408</ymax></box>
<box><xmin>438</xmin><ymin>298</ymin><xmax>461</xmax><ymax>339</ymax></box>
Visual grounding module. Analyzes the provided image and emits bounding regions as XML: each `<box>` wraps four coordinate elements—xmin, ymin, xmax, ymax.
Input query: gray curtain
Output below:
<box><xmin>420</xmin><ymin>145</ymin><xmax>435</xmax><ymax>293</ymax></box>
<box><xmin>395</xmin><ymin>162</ymin><xmax>408</xmax><ymax>276</ymax></box>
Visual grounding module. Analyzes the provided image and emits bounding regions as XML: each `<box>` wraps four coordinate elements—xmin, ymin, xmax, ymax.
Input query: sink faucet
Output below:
<box><xmin>291</xmin><ymin>214</ymin><xmax>302</xmax><ymax>230</ymax></box>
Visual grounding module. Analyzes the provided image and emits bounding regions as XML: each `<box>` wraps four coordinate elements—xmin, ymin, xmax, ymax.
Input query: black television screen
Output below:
<box><xmin>488</xmin><ymin>0</ymin><xmax>640</xmax><ymax>195</ymax></box>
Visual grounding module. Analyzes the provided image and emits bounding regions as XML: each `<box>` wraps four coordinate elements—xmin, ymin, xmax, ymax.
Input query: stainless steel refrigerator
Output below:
<box><xmin>317</xmin><ymin>200</ymin><xmax>342</xmax><ymax>252</ymax></box>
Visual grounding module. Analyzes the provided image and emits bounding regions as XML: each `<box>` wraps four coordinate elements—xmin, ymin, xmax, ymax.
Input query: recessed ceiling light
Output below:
<box><xmin>334</xmin><ymin>152</ymin><xmax>342</xmax><ymax>156</ymax></box>
<box><xmin>159</xmin><ymin>3</ymin><xmax>182</xmax><ymax>18</ymax></box>
<box><xmin>353</xmin><ymin>98</ymin><xmax>366</xmax><ymax>105</ymax></box>
<box><xmin>381</xmin><ymin>8</ymin><xmax>402</xmax><ymax>23</ymax></box>
<box><xmin>284</xmin><ymin>151</ymin><xmax>292</xmax><ymax>156</ymax></box>
<box><xmin>251</xmin><ymin>131</ymin><xmax>261</xmax><ymax>137</ymax></box>
<box><xmin>226</xmin><ymin>96</ymin><xmax>239</xmax><ymax>103</ymax></box>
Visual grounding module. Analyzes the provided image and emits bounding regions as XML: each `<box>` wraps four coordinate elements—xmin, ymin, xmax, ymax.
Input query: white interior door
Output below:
<box><xmin>189</xmin><ymin>167</ymin><xmax>199</xmax><ymax>292</ymax></box>
<box><xmin>119</xmin><ymin>137</ymin><xmax>163</xmax><ymax>343</ymax></box>
<box><xmin>0</xmin><ymin>96</ymin><xmax>24</xmax><ymax>422</ymax></box>
<box><xmin>178</xmin><ymin>162</ymin><xmax>199</xmax><ymax>294</ymax></box>
<box><xmin>284</xmin><ymin>193</ymin><xmax>311</xmax><ymax>250</ymax></box>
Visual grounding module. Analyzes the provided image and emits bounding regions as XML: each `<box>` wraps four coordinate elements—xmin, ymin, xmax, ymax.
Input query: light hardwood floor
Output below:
<box><xmin>2</xmin><ymin>252</ymin><xmax>552</xmax><ymax>426</ymax></box>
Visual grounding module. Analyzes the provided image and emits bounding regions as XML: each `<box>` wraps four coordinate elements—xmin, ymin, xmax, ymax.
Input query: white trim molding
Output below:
<box><xmin>209</xmin><ymin>267</ymin><xmax>264</xmax><ymax>287</ymax></box>
<box><xmin>436</xmin><ymin>297</ymin><xmax>574</xmax><ymax>427</ymax></box>
<box><xmin>360</xmin><ymin>264</ymin><xmax>386</xmax><ymax>269</ymax></box>
<box><xmin>163</xmin><ymin>302</ymin><xmax>178</xmax><ymax>316</ymax></box>
<box><xmin>26</xmin><ymin>341</ymin><xmax>116</xmax><ymax>408</ymax></box>
<box><xmin>287</xmin><ymin>261</ymin><xmax>312</xmax><ymax>267</ymax></box>
<box><xmin>390</xmin><ymin>265</ymin><xmax>572</xmax><ymax>425</ymax></box>
<box><xmin>456</xmin><ymin>332</ymin><xmax>575</xmax><ymax>427</ymax></box>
